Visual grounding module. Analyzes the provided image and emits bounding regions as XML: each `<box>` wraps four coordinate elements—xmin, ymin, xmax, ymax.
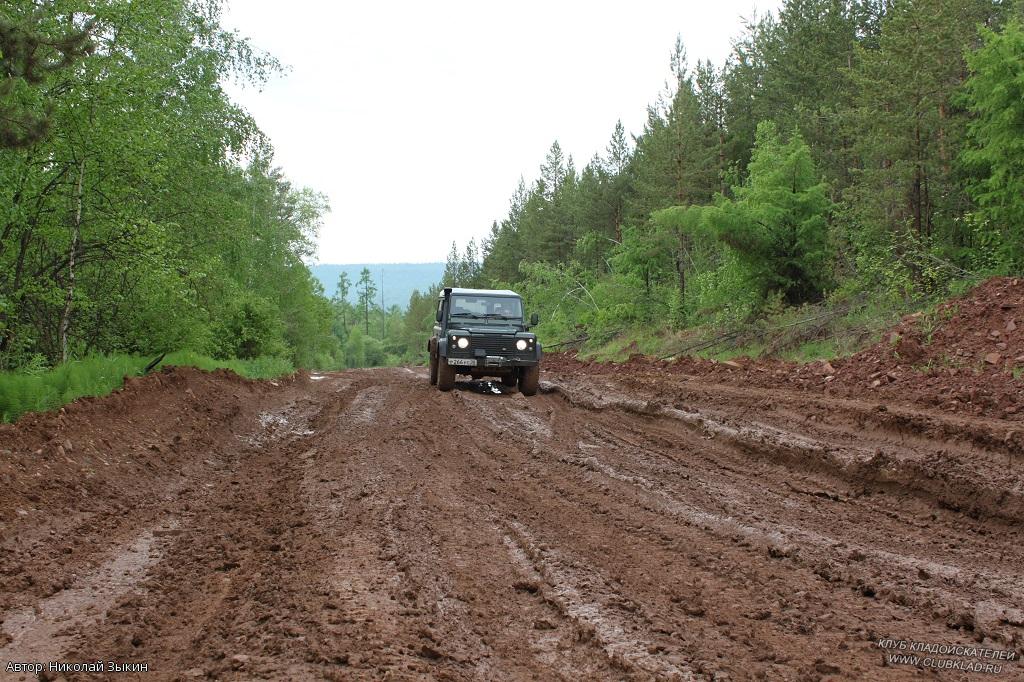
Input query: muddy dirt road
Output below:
<box><xmin>1</xmin><ymin>364</ymin><xmax>1022</xmax><ymax>680</ymax></box>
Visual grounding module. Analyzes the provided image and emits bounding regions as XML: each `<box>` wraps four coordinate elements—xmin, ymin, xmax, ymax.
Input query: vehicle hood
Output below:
<box><xmin>451</xmin><ymin>325</ymin><xmax>530</xmax><ymax>335</ymax></box>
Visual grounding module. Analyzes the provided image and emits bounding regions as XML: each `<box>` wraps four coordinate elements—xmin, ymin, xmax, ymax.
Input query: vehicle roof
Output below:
<box><xmin>440</xmin><ymin>287</ymin><xmax>521</xmax><ymax>298</ymax></box>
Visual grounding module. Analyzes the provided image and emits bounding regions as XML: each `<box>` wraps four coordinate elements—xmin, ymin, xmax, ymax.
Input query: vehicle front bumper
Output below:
<box><xmin>446</xmin><ymin>354</ymin><xmax>540</xmax><ymax>368</ymax></box>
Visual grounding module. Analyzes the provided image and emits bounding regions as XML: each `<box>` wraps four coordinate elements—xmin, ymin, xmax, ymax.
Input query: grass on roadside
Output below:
<box><xmin>572</xmin><ymin>294</ymin><xmax>909</xmax><ymax>366</ymax></box>
<box><xmin>159</xmin><ymin>351</ymin><xmax>294</xmax><ymax>380</ymax></box>
<box><xmin>0</xmin><ymin>352</ymin><xmax>294</xmax><ymax>423</ymax></box>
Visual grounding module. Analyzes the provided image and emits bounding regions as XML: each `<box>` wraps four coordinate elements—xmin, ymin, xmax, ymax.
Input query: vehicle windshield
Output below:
<box><xmin>449</xmin><ymin>295</ymin><xmax>523</xmax><ymax>321</ymax></box>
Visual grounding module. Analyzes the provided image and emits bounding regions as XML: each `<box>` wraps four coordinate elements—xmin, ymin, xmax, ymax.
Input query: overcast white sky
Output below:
<box><xmin>223</xmin><ymin>0</ymin><xmax>781</xmax><ymax>264</ymax></box>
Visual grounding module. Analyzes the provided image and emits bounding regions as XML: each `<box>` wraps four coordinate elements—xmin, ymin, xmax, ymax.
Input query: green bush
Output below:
<box><xmin>213</xmin><ymin>294</ymin><xmax>289</xmax><ymax>360</ymax></box>
<box><xmin>344</xmin><ymin>326</ymin><xmax>365</xmax><ymax>367</ymax></box>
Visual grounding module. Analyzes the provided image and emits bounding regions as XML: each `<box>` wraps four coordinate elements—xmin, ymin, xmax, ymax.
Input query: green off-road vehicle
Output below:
<box><xmin>427</xmin><ymin>287</ymin><xmax>542</xmax><ymax>395</ymax></box>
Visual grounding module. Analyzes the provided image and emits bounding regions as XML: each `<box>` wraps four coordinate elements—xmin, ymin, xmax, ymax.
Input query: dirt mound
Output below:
<box><xmin>858</xmin><ymin>276</ymin><xmax>1024</xmax><ymax>373</ymax></box>
<box><xmin>817</xmin><ymin>277</ymin><xmax>1024</xmax><ymax>418</ymax></box>
<box><xmin>547</xmin><ymin>277</ymin><xmax>1024</xmax><ymax>421</ymax></box>
<box><xmin>3</xmin><ymin>366</ymin><xmax>251</xmax><ymax>449</ymax></box>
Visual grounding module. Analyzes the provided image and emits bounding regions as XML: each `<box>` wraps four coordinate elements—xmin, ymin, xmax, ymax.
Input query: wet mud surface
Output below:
<box><xmin>1</xmin><ymin>362</ymin><xmax>1022</xmax><ymax>680</ymax></box>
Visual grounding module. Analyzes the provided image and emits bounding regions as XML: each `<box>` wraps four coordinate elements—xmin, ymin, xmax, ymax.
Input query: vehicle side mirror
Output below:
<box><xmin>530</xmin><ymin>313</ymin><xmax>539</xmax><ymax>326</ymax></box>
<box><xmin>435</xmin><ymin>309</ymin><xmax>443</xmax><ymax>322</ymax></box>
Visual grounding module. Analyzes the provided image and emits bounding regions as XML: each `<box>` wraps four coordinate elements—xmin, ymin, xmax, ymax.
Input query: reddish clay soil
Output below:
<box><xmin>1</xmin><ymin>286</ymin><xmax>1023</xmax><ymax>680</ymax></box>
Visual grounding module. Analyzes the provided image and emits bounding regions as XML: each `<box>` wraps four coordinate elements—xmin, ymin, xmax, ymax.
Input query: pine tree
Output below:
<box><xmin>722</xmin><ymin>1</ymin><xmax>863</xmax><ymax>188</ymax></box>
<box><xmin>605</xmin><ymin>120</ymin><xmax>631</xmax><ymax>175</ymax></box>
<box><xmin>516</xmin><ymin>142</ymin><xmax>578</xmax><ymax>265</ymax></box>
<box><xmin>331</xmin><ymin>272</ymin><xmax>351</xmax><ymax>334</ymax></box>
<box><xmin>356</xmin><ymin>267</ymin><xmax>377</xmax><ymax>335</ymax></box>
<box><xmin>463</xmin><ymin>238</ymin><xmax>482</xmax><ymax>285</ymax></box>
<box><xmin>962</xmin><ymin>18</ymin><xmax>1024</xmax><ymax>266</ymax></box>
<box><xmin>845</xmin><ymin>0</ymin><xmax>1002</xmax><ymax>260</ymax></box>
<box><xmin>629</xmin><ymin>41</ymin><xmax>720</xmax><ymax>222</ymax></box>
<box><xmin>694</xmin><ymin>60</ymin><xmax>728</xmax><ymax>194</ymax></box>
<box><xmin>705</xmin><ymin>122</ymin><xmax>833</xmax><ymax>304</ymax></box>
<box><xmin>599</xmin><ymin>121</ymin><xmax>635</xmax><ymax>246</ymax></box>
<box><xmin>539</xmin><ymin>141</ymin><xmax>567</xmax><ymax>200</ymax></box>
<box><xmin>480</xmin><ymin>179</ymin><xmax>528</xmax><ymax>283</ymax></box>
<box><xmin>0</xmin><ymin>8</ymin><xmax>94</xmax><ymax>148</ymax></box>
<box><xmin>345</xmin><ymin>325</ymin><xmax>366</xmax><ymax>368</ymax></box>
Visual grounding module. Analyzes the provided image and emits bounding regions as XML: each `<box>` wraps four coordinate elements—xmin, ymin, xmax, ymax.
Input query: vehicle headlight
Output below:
<box><xmin>516</xmin><ymin>339</ymin><xmax>528</xmax><ymax>351</ymax></box>
<box><xmin>456</xmin><ymin>337</ymin><xmax>470</xmax><ymax>349</ymax></box>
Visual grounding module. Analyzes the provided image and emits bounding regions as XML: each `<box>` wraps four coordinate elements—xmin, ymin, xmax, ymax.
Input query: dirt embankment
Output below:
<box><xmin>0</xmin><ymin>284</ymin><xmax>1022</xmax><ymax>680</ymax></box>
<box><xmin>551</xmin><ymin>277</ymin><xmax>1024</xmax><ymax>423</ymax></box>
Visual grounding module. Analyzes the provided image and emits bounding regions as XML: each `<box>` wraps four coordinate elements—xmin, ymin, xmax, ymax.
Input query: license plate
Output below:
<box><xmin>447</xmin><ymin>358</ymin><xmax>477</xmax><ymax>366</ymax></box>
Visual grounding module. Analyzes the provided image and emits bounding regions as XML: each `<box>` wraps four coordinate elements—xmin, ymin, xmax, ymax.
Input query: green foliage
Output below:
<box><xmin>515</xmin><ymin>261</ymin><xmax>594</xmax><ymax>344</ymax></box>
<box><xmin>629</xmin><ymin>52</ymin><xmax>721</xmax><ymax>219</ymax></box>
<box><xmin>363</xmin><ymin>335</ymin><xmax>385</xmax><ymax>367</ymax></box>
<box><xmin>214</xmin><ymin>294</ymin><xmax>287</xmax><ymax>360</ymax></box>
<box><xmin>963</xmin><ymin>19</ymin><xmax>1024</xmax><ymax>267</ymax></box>
<box><xmin>331</xmin><ymin>272</ymin><xmax>353</xmax><ymax>341</ymax></box>
<box><xmin>705</xmin><ymin>122</ymin><xmax>833</xmax><ymax>305</ymax></box>
<box><xmin>579</xmin><ymin>326</ymin><xmax>678</xmax><ymax>362</ymax></box>
<box><xmin>391</xmin><ymin>285</ymin><xmax>441</xmax><ymax>365</ymax></box>
<box><xmin>610</xmin><ymin>224</ymin><xmax>678</xmax><ymax>301</ymax></box>
<box><xmin>0</xmin><ymin>4</ymin><xmax>94</xmax><ymax>148</ymax></box>
<box><xmin>356</xmin><ymin>267</ymin><xmax>378</xmax><ymax>336</ymax></box>
<box><xmin>0</xmin><ymin>0</ymin><xmax>336</xmax><ymax>373</ymax></box>
<box><xmin>724</xmin><ymin>0</ymin><xmax>863</xmax><ymax>183</ymax></box>
<box><xmin>443</xmin><ymin>239</ymin><xmax>484</xmax><ymax>287</ymax></box>
<box><xmin>0</xmin><ymin>354</ymin><xmax>145</xmax><ymax>422</ymax></box>
<box><xmin>345</xmin><ymin>325</ymin><xmax>366</xmax><ymax>368</ymax></box>
<box><xmin>685</xmin><ymin>251</ymin><xmax>761</xmax><ymax>327</ymax></box>
<box><xmin>2</xmin><ymin>0</ymin><xmax>1017</xmax><ymax>378</ymax></box>
<box><xmin>843</xmin><ymin>0</ymin><xmax>1003</xmax><ymax>266</ymax></box>
<box><xmin>781</xmin><ymin>338</ymin><xmax>840</xmax><ymax>362</ymax></box>
<box><xmin>161</xmin><ymin>351</ymin><xmax>293</xmax><ymax>380</ymax></box>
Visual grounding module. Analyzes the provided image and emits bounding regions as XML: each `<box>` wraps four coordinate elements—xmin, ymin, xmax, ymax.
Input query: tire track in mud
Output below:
<box><xmin>558</xmin><ymin>444</ymin><xmax>1024</xmax><ymax>646</ymax></box>
<box><xmin>447</xmin><ymin>372</ymin><xmax>1023</xmax><ymax>678</ymax></box>
<box><xmin>0</xmin><ymin>520</ymin><xmax>179</xmax><ymax>665</ymax></box>
<box><xmin>502</xmin><ymin>520</ymin><xmax>697</xmax><ymax>680</ymax></box>
<box><xmin>543</xmin><ymin>377</ymin><xmax>1024</xmax><ymax>644</ymax></box>
<box><xmin>324</xmin><ymin>376</ymin><xmax>626</xmax><ymax>680</ymax></box>
<box><xmin>49</xmin><ymin>388</ymin><xmax>344</xmax><ymax>679</ymax></box>
<box><xmin>295</xmin><ymin>381</ymin><xmax>479</xmax><ymax>679</ymax></box>
<box><xmin>545</xmin><ymin>378</ymin><xmax>1024</xmax><ymax>523</ymax></box>
<box><xmin>3</xmin><ymin>366</ymin><xmax>1023</xmax><ymax>680</ymax></box>
<box><xmin>441</xmin><ymin>381</ymin><xmax>859</xmax><ymax>679</ymax></box>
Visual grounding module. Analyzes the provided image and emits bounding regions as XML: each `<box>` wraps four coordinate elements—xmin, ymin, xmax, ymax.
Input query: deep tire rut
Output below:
<box><xmin>1</xmin><ymin>366</ymin><xmax>1021</xmax><ymax>680</ymax></box>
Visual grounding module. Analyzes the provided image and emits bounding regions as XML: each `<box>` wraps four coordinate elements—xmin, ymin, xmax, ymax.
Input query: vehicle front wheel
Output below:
<box><xmin>437</xmin><ymin>359</ymin><xmax>456</xmax><ymax>392</ymax></box>
<box><xmin>429</xmin><ymin>352</ymin><xmax>438</xmax><ymax>385</ymax></box>
<box><xmin>519</xmin><ymin>364</ymin><xmax>540</xmax><ymax>396</ymax></box>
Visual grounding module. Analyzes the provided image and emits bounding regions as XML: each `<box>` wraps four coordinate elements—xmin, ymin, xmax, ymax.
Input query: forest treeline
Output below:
<box><xmin>5</xmin><ymin>0</ymin><xmax>1024</xmax><ymax>380</ymax></box>
<box><xmin>0</xmin><ymin>0</ymin><xmax>339</xmax><ymax>372</ymax></box>
<box><xmin>438</xmin><ymin>0</ymin><xmax>1024</xmax><ymax>354</ymax></box>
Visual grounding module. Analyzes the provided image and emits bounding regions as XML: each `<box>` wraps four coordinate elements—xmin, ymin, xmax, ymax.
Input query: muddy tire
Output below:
<box><xmin>437</xmin><ymin>359</ymin><xmax>456</xmax><ymax>392</ymax></box>
<box><xmin>519</xmin><ymin>364</ymin><xmax>540</xmax><ymax>396</ymax></box>
<box><xmin>429</xmin><ymin>352</ymin><xmax>438</xmax><ymax>385</ymax></box>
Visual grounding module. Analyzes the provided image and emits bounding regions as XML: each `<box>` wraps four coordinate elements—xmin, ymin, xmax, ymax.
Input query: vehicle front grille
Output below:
<box><xmin>448</xmin><ymin>335</ymin><xmax>528</xmax><ymax>356</ymax></box>
<box><xmin>470</xmin><ymin>335</ymin><xmax>518</xmax><ymax>354</ymax></box>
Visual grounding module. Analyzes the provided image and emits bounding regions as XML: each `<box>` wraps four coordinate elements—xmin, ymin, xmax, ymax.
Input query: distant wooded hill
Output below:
<box><xmin>311</xmin><ymin>263</ymin><xmax>446</xmax><ymax>310</ymax></box>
